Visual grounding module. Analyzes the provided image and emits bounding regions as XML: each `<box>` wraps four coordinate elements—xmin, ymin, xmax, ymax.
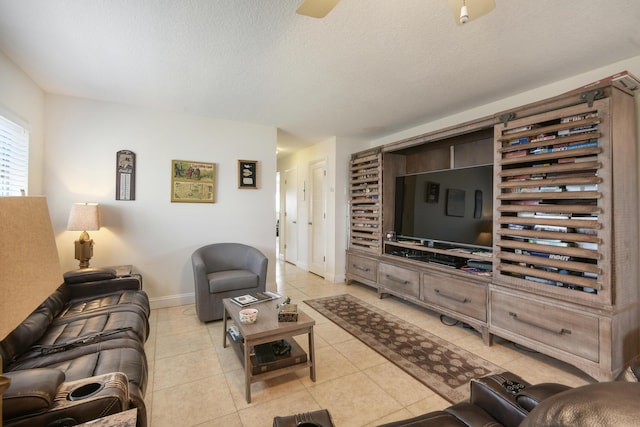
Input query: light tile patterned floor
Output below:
<box><xmin>144</xmin><ymin>260</ymin><xmax>594</xmax><ymax>426</ymax></box>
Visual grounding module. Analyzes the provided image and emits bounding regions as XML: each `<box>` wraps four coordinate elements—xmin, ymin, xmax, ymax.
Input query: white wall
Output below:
<box><xmin>44</xmin><ymin>95</ymin><xmax>278</xmax><ymax>308</ymax></box>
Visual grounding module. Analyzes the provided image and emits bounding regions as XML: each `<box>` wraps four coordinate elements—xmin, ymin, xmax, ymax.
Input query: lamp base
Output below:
<box><xmin>74</xmin><ymin>235</ymin><xmax>94</xmax><ymax>269</ymax></box>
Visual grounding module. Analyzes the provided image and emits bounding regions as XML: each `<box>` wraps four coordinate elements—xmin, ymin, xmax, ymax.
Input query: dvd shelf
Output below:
<box><xmin>349</xmin><ymin>148</ymin><xmax>382</xmax><ymax>254</ymax></box>
<box><xmin>491</xmin><ymin>82</ymin><xmax>639</xmax><ymax>381</ymax></box>
<box><xmin>494</xmin><ymin>101</ymin><xmax>608</xmax><ymax>301</ymax></box>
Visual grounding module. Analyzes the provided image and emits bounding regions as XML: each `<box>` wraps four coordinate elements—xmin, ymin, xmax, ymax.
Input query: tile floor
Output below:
<box><xmin>144</xmin><ymin>260</ymin><xmax>595</xmax><ymax>427</ymax></box>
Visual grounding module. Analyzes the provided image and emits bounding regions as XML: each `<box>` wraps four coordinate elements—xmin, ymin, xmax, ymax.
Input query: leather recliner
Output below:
<box><xmin>192</xmin><ymin>242</ymin><xmax>268</xmax><ymax>322</ymax></box>
<box><xmin>378</xmin><ymin>360</ymin><xmax>640</xmax><ymax>427</ymax></box>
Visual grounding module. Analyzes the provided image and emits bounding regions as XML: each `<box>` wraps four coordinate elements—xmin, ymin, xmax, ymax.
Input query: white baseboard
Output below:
<box><xmin>325</xmin><ymin>272</ymin><xmax>346</xmax><ymax>283</ymax></box>
<box><xmin>149</xmin><ymin>292</ymin><xmax>195</xmax><ymax>310</ymax></box>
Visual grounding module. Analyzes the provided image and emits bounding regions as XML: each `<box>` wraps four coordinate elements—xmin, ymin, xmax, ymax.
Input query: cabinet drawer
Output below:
<box><xmin>347</xmin><ymin>253</ymin><xmax>378</xmax><ymax>282</ymax></box>
<box><xmin>423</xmin><ymin>273</ymin><xmax>487</xmax><ymax>322</ymax></box>
<box><xmin>378</xmin><ymin>263</ymin><xmax>420</xmax><ymax>298</ymax></box>
<box><xmin>491</xmin><ymin>290</ymin><xmax>599</xmax><ymax>362</ymax></box>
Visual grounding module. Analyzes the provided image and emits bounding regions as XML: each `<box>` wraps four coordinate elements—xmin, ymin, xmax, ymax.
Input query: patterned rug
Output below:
<box><xmin>304</xmin><ymin>294</ymin><xmax>503</xmax><ymax>403</ymax></box>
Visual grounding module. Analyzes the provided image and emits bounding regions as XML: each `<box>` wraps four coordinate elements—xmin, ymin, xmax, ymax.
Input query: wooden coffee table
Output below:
<box><xmin>222</xmin><ymin>298</ymin><xmax>316</xmax><ymax>403</ymax></box>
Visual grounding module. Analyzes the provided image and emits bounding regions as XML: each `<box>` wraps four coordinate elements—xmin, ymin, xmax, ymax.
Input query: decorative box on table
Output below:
<box><xmin>278</xmin><ymin>303</ymin><xmax>298</xmax><ymax>322</ymax></box>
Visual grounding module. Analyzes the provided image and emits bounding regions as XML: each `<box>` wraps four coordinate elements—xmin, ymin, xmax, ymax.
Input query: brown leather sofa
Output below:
<box><xmin>378</xmin><ymin>361</ymin><xmax>640</xmax><ymax>427</ymax></box>
<box><xmin>1</xmin><ymin>267</ymin><xmax>150</xmax><ymax>427</ymax></box>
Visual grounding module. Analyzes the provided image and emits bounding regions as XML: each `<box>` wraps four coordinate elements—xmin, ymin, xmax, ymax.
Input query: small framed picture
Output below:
<box><xmin>446</xmin><ymin>188</ymin><xmax>466</xmax><ymax>217</ymax></box>
<box><xmin>425</xmin><ymin>182</ymin><xmax>440</xmax><ymax>203</ymax></box>
<box><xmin>238</xmin><ymin>160</ymin><xmax>258</xmax><ymax>189</ymax></box>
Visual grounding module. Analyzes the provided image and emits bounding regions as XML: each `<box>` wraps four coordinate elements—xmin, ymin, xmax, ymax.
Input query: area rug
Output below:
<box><xmin>304</xmin><ymin>294</ymin><xmax>503</xmax><ymax>403</ymax></box>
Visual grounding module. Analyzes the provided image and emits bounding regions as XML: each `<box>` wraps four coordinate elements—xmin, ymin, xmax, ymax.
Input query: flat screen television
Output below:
<box><xmin>394</xmin><ymin>164</ymin><xmax>494</xmax><ymax>250</ymax></box>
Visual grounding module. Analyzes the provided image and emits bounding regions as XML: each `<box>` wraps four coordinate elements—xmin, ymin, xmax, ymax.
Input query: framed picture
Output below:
<box><xmin>171</xmin><ymin>160</ymin><xmax>216</xmax><ymax>203</ymax></box>
<box><xmin>116</xmin><ymin>150</ymin><xmax>136</xmax><ymax>201</ymax></box>
<box><xmin>425</xmin><ymin>182</ymin><xmax>440</xmax><ymax>203</ymax></box>
<box><xmin>446</xmin><ymin>188</ymin><xmax>466</xmax><ymax>217</ymax></box>
<box><xmin>238</xmin><ymin>160</ymin><xmax>258</xmax><ymax>189</ymax></box>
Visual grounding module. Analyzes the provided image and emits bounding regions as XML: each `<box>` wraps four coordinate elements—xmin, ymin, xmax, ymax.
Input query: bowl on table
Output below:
<box><xmin>239</xmin><ymin>308</ymin><xmax>258</xmax><ymax>324</ymax></box>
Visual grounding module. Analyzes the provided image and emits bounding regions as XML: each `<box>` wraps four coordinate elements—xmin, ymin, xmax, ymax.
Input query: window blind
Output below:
<box><xmin>0</xmin><ymin>115</ymin><xmax>29</xmax><ymax>196</ymax></box>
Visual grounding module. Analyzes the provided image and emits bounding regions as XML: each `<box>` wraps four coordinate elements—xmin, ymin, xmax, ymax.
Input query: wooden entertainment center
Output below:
<box><xmin>346</xmin><ymin>78</ymin><xmax>639</xmax><ymax>381</ymax></box>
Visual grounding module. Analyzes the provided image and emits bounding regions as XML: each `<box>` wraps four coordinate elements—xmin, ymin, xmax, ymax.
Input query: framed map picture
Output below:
<box><xmin>238</xmin><ymin>160</ymin><xmax>258</xmax><ymax>189</ymax></box>
<box><xmin>171</xmin><ymin>160</ymin><xmax>216</xmax><ymax>203</ymax></box>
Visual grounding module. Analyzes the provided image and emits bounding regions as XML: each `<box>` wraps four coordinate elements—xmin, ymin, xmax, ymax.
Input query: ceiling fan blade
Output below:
<box><xmin>448</xmin><ymin>0</ymin><xmax>496</xmax><ymax>25</ymax></box>
<box><xmin>296</xmin><ymin>0</ymin><xmax>341</xmax><ymax>18</ymax></box>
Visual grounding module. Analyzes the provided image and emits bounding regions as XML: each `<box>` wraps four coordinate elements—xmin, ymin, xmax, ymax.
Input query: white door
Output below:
<box><xmin>284</xmin><ymin>168</ymin><xmax>298</xmax><ymax>265</ymax></box>
<box><xmin>309</xmin><ymin>161</ymin><xmax>326</xmax><ymax>276</ymax></box>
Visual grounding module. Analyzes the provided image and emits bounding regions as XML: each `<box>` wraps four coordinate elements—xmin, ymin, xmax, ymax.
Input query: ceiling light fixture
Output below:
<box><xmin>450</xmin><ymin>0</ymin><xmax>495</xmax><ymax>26</ymax></box>
<box><xmin>459</xmin><ymin>0</ymin><xmax>469</xmax><ymax>24</ymax></box>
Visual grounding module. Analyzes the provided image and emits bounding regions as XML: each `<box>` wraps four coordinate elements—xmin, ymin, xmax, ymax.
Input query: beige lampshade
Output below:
<box><xmin>67</xmin><ymin>203</ymin><xmax>101</xmax><ymax>231</ymax></box>
<box><xmin>0</xmin><ymin>197</ymin><xmax>63</xmax><ymax>340</ymax></box>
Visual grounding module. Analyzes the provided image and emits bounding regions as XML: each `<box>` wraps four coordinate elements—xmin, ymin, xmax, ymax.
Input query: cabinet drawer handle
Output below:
<box><xmin>509</xmin><ymin>312</ymin><xmax>572</xmax><ymax>336</ymax></box>
<box><xmin>385</xmin><ymin>274</ymin><xmax>410</xmax><ymax>285</ymax></box>
<box><xmin>434</xmin><ymin>289</ymin><xmax>469</xmax><ymax>304</ymax></box>
<box><xmin>353</xmin><ymin>264</ymin><xmax>370</xmax><ymax>272</ymax></box>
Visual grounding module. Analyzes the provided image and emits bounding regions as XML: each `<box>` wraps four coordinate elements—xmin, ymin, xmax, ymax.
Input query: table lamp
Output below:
<box><xmin>0</xmin><ymin>197</ymin><xmax>64</xmax><ymax>420</ymax></box>
<box><xmin>67</xmin><ymin>203</ymin><xmax>101</xmax><ymax>268</ymax></box>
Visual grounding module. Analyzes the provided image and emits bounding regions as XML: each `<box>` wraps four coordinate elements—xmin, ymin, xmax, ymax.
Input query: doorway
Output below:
<box><xmin>283</xmin><ymin>168</ymin><xmax>298</xmax><ymax>265</ymax></box>
<box><xmin>309</xmin><ymin>160</ymin><xmax>326</xmax><ymax>277</ymax></box>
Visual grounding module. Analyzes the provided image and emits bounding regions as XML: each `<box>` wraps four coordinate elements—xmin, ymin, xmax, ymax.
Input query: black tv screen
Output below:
<box><xmin>394</xmin><ymin>165</ymin><xmax>493</xmax><ymax>250</ymax></box>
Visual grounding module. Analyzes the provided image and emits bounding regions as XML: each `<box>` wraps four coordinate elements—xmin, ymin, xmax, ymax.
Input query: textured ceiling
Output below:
<box><xmin>0</xmin><ymin>0</ymin><xmax>639</xmax><ymax>156</ymax></box>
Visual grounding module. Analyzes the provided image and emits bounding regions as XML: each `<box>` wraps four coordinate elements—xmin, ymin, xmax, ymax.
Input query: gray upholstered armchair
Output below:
<box><xmin>191</xmin><ymin>243</ymin><xmax>268</xmax><ymax>322</ymax></box>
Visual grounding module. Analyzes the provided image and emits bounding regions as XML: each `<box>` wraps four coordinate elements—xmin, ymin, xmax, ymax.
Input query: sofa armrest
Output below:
<box><xmin>64</xmin><ymin>267</ymin><xmax>118</xmax><ymax>284</ymax></box>
<box><xmin>469</xmin><ymin>372</ymin><xmax>531</xmax><ymax>427</ymax></box>
<box><xmin>3</xmin><ymin>371</ymin><xmax>130</xmax><ymax>426</ymax></box>
<box><xmin>64</xmin><ymin>272</ymin><xmax>143</xmax><ymax>299</ymax></box>
<box><xmin>3</xmin><ymin>368</ymin><xmax>65</xmax><ymax>420</ymax></box>
<box><xmin>515</xmin><ymin>383</ymin><xmax>572</xmax><ymax>412</ymax></box>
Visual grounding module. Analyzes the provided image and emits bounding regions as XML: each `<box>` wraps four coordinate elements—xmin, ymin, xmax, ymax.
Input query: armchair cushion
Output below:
<box><xmin>208</xmin><ymin>270</ymin><xmax>258</xmax><ymax>293</ymax></box>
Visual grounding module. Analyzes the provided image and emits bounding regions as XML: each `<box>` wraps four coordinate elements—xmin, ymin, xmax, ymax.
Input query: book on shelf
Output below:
<box><xmin>533</xmin><ymin>224</ymin><xmax>569</xmax><ymax>233</ymax></box>
<box><xmin>531</xmin><ymin>134</ymin><xmax>557</xmax><ymax>143</ymax></box>
<box><xmin>508</xmin><ymin>137</ymin><xmax>530</xmax><ymax>146</ymax></box>
<box><xmin>558</xmin><ymin>127</ymin><xmax>598</xmax><ymax>137</ymax></box>
<box><xmin>231</xmin><ymin>291</ymin><xmax>282</xmax><ymax>307</ymax></box>
<box><xmin>522</xmin><ymin>250</ymin><xmax>572</xmax><ymax>261</ymax></box>
<box><xmin>227</xmin><ymin>324</ymin><xmax>243</xmax><ymax>342</ymax></box>
<box><xmin>567</xmin><ymin>140</ymin><xmax>598</xmax><ymax>149</ymax></box>
<box><xmin>533</xmin><ymin>212</ymin><xmax>570</xmax><ymax>219</ymax></box>
<box><xmin>504</xmin><ymin>149</ymin><xmax>527</xmax><ymax>158</ymax></box>
<box><xmin>506</xmin><ymin>174</ymin><xmax>532</xmax><ymax>181</ymax></box>
<box><xmin>511</xmin><ymin>200</ymin><xmax>542</xmax><ymax>206</ymax></box>
<box><xmin>566</xmin><ymin>184</ymin><xmax>598</xmax><ymax>192</ymax></box>
<box><xmin>561</xmin><ymin>112</ymin><xmax>598</xmax><ymax>123</ymax></box>
<box><xmin>528</xmin><ymin>238</ymin><xmax>571</xmax><ymax>247</ymax></box>
<box><xmin>561</xmin><ymin>155</ymin><xmax>599</xmax><ymax>164</ymax></box>
<box><xmin>504</xmin><ymin>125</ymin><xmax>534</xmax><ymax>135</ymax></box>
<box><xmin>525</xmin><ymin>275</ymin><xmax>559</xmax><ymax>286</ymax></box>
<box><xmin>508</xmin><ymin>224</ymin><xmax>528</xmax><ymax>230</ymax></box>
